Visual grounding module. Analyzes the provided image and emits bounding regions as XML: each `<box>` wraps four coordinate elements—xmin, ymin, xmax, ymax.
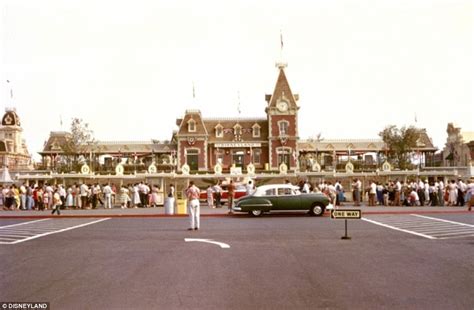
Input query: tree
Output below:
<box><xmin>59</xmin><ymin>118</ymin><xmax>96</xmax><ymax>172</ymax></box>
<box><xmin>379</xmin><ymin>125</ymin><xmax>421</xmax><ymax>170</ymax></box>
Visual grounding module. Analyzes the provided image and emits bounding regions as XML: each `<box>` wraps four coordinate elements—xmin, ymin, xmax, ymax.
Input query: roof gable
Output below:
<box><xmin>266</xmin><ymin>68</ymin><xmax>298</xmax><ymax>109</ymax></box>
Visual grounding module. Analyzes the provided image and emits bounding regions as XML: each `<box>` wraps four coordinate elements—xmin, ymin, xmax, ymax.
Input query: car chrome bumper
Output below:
<box><xmin>232</xmin><ymin>206</ymin><xmax>242</xmax><ymax>211</ymax></box>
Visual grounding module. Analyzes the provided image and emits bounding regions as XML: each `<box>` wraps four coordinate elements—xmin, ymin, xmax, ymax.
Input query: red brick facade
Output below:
<box><xmin>175</xmin><ymin>66</ymin><xmax>299</xmax><ymax>173</ymax></box>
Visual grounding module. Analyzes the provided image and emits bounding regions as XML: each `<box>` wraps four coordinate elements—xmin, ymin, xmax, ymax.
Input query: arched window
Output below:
<box><xmin>188</xmin><ymin>119</ymin><xmax>196</xmax><ymax>132</ymax></box>
<box><xmin>252</xmin><ymin>124</ymin><xmax>261</xmax><ymax>138</ymax></box>
<box><xmin>233</xmin><ymin>124</ymin><xmax>242</xmax><ymax>136</ymax></box>
<box><xmin>278</xmin><ymin>120</ymin><xmax>289</xmax><ymax>136</ymax></box>
<box><xmin>215</xmin><ymin>124</ymin><xmax>223</xmax><ymax>138</ymax></box>
<box><xmin>0</xmin><ymin>141</ymin><xmax>6</xmax><ymax>152</ymax></box>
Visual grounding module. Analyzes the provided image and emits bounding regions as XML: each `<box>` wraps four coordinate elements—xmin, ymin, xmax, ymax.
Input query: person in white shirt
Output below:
<box><xmin>409</xmin><ymin>190</ymin><xmax>420</xmax><ymax>206</ymax></box>
<box><xmin>80</xmin><ymin>183</ymin><xmax>89</xmax><ymax>209</ymax></box>
<box><xmin>186</xmin><ymin>181</ymin><xmax>201</xmax><ymax>230</ymax></box>
<box><xmin>369</xmin><ymin>181</ymin><xmax>376</xmax><ymax>206</ymax></box>
<box><xmin>206</xmin><ymin>185</ymin><xmax>214</xmax><ymax>208</ymax></box>
<box><xmin>394</xmin><ymin>180</ymin><xmax>401</xmax><ymax>206</ymax></box>
<box><xmin>466</xmin><ymin>179</ymin><xmax>474</xmax><ymax>211</ymax></box>
<box><xmin>438</xmin><ymin>179</ymin><xmax>445</xmax><ymax>206</ymax></box>
<box><xmin>103</xmin><ymin>183</ymin><xmax>114</xmax><ymax>209</ymax></box>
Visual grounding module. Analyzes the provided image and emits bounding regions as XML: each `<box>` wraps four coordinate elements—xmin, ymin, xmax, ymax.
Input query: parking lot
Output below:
<box><xmin>1</xmin><ymin>214</ymin><xmax>473</xmax><ymax>309</ymax></box>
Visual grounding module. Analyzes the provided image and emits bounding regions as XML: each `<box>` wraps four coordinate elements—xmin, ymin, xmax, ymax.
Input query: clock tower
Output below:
<box><xmin>265</xmin><ymin>63</ymin><xmax>299</xmax><ymax>171</ymax></box>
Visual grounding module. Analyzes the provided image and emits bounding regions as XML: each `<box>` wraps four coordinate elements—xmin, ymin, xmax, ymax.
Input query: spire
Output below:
<box><xmin>266</xmin><ymin>65</ymin><xmax>298</xmax><ymax>110</ymax></box>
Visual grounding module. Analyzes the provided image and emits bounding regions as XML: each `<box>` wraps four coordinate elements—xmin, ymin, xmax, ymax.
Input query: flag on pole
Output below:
<box><xmin>237</xmin><ymin>91</ymin><xmax>241</xmax><ymax>114</ymax></box>
<box><xmin>280</xmin><ymin>30</ymin><xmax>284</xmax><ymax>50</ymax></box>
<box><xmin>6</xmin><ymin>80</ymin><xmax>13</xmax><ymax>99</ymax></box>
<box><xmin>192</xmin><ymin>81</ymin><xmax>195</xmax><ymax>99</ymax></box>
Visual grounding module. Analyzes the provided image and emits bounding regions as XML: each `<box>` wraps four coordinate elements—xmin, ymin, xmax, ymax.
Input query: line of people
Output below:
<box><xmin>0</xmin><ymin>182</ymin><xmax>164</xmax><ymax>211</ymax></box>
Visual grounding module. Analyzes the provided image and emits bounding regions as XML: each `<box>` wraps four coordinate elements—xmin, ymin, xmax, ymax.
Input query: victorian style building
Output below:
<box><xmin>174</xmin><ymin>64</ymin><xmax>299</xmax><ymax>173</ymax></box>
<box><xmin>0</xmin><ymin>108</ymin><xmax>33</xmax><ymax>172</ymax></box>
<box><xmin>35</xmin><ymin>64</ymin><xmax>445</xmax><ymax>177</ymax></box>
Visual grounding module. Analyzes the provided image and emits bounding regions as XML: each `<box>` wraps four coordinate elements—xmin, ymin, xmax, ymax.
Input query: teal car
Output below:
<box><xmin>232</xmin><ymin>184</ymin><xmax>332</xmax><ymax>217</ymax></box>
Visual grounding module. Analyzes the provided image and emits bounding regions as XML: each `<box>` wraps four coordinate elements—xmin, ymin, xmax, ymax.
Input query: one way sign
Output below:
<box><xmin>330</xmin><ymin>209</ymin><xmax>362</xmax><ymax>219</ymax></box>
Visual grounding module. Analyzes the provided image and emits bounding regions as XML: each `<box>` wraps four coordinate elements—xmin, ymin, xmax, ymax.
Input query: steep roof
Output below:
<box><xmin>176</xmin><ymin>110</ymin><xmax>208</xmax><ymax>136</ymax></box>
<box><xmin>266</xmin><ymin>67</ymin><xmax>299</xmax><ymax>109</ymax></box>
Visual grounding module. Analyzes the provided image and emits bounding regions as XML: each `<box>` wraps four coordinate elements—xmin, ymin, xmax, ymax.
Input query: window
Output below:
<box><xmin>252</xmin><ymin>149</ymin><xmax>261</xmax><ymax>164</ymax></box>
<box><xmin>278</xmin><ymin>188</ymin><xmax>292</xmax><ymax>196</ymax></box>
<box><xmin>215</xmin><ymin>124</ymin><xmax>223</xmax><ymax>138</ymax></box>
<box><xmin>278</xmin><ymin>121</ymin><xmax>289</xmax><ymax>136</ymax></box>
<box><xmin>234</xmin><ymin>124</ymin><xmax>242</xmax><ymax>136</ymax></box>
<box><xmin>252</xmin><ymin>124</ymin><xmax>261</xmax><ymax>138</ymax></box>
<box><xmin>188</xmin><ymin>119</ymin><xmax>196</xmax><ymax>132</ymax></box>
<box><xmin>232</xmin><ymin>150</ymin><xmax>244</xmax><ymax>168</ymax></box>
<box><xmin>264</xmin><ymin>188</ymin><xmax>276</xmax><ymax>196</ymax></box>
<box><xmin>185</xmin><ymin>149</ymin><xmax>199</xmax><ymax>171</ymax></box>
<box><xmin>277</xmin><ymin>147</ymin><xmax>291</xmax><ymax>168</ymax></box>
<box><xmin>215</xmin><ymin>149</ymin><xmax>224</xmax><ymax>165</ymax></box>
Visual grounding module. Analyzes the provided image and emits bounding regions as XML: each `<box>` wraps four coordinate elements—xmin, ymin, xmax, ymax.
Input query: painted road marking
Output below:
<box><xmin>185</xmin><ymin>238</ymin><xmax>230</xmax><ymax>249</ymax></box>
<box><xmin>0</xmin><ymin>218</ymin><xmax>110</xmax><ymax>244</ymax></box>
<box><xmin>362</xmin><ymin>215</ymin><xmax>474</xmax><ymax>240</ymax></box>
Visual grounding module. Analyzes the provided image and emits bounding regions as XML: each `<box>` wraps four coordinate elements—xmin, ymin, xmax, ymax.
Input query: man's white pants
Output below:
<box><xmin>104</xmin><ymin>195</ymin><xmax>112</xmax><ymax>209</ymax></box>
<box><xmin>188</xmin><ymin>199</ymin><xmax>200</xmax><ymax>229</ymax></box>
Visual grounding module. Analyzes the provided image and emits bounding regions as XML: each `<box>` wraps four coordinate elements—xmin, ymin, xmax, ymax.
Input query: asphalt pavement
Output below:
<box><xmin>1</xmin><ymin>215</ymin><xmax>473</xmax><ymax>309</ymax></box>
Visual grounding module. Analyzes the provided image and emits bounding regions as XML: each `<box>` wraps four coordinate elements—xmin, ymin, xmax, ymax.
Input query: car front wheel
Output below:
<box><xmin>249</xmin><ymin>209</ymin><xmax>263</xmax><ymax>217</ymax></box>
<box><xmin>309</xmin><ymin>204</ymin><xmax>324</xmax><ymax>216</ymax></box>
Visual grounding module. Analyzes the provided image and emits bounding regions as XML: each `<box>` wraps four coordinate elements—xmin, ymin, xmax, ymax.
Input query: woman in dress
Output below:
<box><xmin>65</xmin><ymin>187</ymin><xmax>74</xmax><ymax>209</ymax></box>
<box><xmin>119</xmin><ymin>185</ymin><xmax>130</xmax><ymax>209</ymax></box>
<box><xmin>448</xmin><ymin>180</ymin><xmax>457</xmax><ymax>206</ymax></box>
<box><xmin>132</xmin><ymin>184</ymin><xmax>141</xmax><ymax>208</ymax></box>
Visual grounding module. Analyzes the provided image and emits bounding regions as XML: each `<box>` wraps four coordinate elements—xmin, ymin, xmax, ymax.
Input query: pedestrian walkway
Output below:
<box><xmin>362</xmin><ymin>214</ymin><xmax>474</xmax><ymax>240</ymax></box>
<box><xmin>0</xmin><ymin>218</ymin><xmax>110</xmax><ymax>244</ymax></box>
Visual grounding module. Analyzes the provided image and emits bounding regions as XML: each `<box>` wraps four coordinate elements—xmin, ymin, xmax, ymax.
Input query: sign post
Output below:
<box><xmin>330</xmin><ymin>209</ymin><xmax>362</xmax><ymax>240</ymax></box>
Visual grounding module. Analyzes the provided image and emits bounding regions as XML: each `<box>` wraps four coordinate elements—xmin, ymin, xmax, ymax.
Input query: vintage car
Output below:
<box><xmin>199</xmin><ymin>183</ymin><xmax>247</xmax><ymax>205</ymax></box>
<box><xmin>232</xmin><ymin>184</ymin><xmax>331</xmax><ymax>216</ymax></box>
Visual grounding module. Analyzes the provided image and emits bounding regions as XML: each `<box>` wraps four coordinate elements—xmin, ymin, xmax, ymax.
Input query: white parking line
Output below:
<box><xmin>0</xmin><ymin>219</ymin><xmax>50</xmax><ymax>229</ymax></box>
<box><xmin>411</xmin><ymin>214</ymin><xmax>474</xmax><ymax>228</ymax></box>
<box><xmin>0</xmin><ymin>218</ymin><xmax>110</xmax><ymax>244</ymax></box>
<box><xmin>363</xmin><ymin>214</ymin><xmax>474</xmax><ymax>240</ymax></box>
<box><xmin>361</xmin><ymin>217</ymin><xmax>437</xmax><ymax>239</ymax></box>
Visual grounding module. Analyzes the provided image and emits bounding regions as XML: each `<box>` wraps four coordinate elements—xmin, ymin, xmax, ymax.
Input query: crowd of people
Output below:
<box><xmin>0</xmin><ymin>182</ymin><xmax>165</xmax><ymax>213</ymax></box>
<box><xmin>287</xmin><ymin>178</ymin><xmax>474</xmax><ymax>210</ymax></box>
<box><xmin>1</xmin><ymin>177</ymin><xmax>473</xmax><ymax>214</ymax></box>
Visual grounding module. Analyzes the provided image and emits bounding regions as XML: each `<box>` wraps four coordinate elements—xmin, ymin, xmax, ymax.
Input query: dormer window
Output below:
<box><xmin>215</xmin><ymin>124</ymin><xmax>223</xmax><ymax>138</ymax></box>
<box><xmin>234</xmin><ymin>124</ymin><xmax>242</xmax><ymax>136</ymax></box>
<box><xmin>278</xmin><ymin>120</ymin><xmax>289</xmax><ymax>136</ymax></box>
<box><xmin>188</xmin><ymin>119</ymin><xmax>196</xmax><ymax>132</ymax></box>
<box><xmin>252</xmin><ymin>124</ymin><xmax>261</xmax><ymax>138</ymax></box>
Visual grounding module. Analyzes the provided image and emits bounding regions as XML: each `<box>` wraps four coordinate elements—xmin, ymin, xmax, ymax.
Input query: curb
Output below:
<box><xmin>0</xmin><ymin>210</ymin><xmax>471</xmax><ymax>219</ymax></box>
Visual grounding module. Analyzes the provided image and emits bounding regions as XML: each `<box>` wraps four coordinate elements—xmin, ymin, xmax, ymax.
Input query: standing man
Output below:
<box><xmin>186</xmin><ymin>181</ymin><xmax>200</xmax><ymax>231</ymax></box>
<box><xmin>213</xmin><ymin>181</ymin><xmax>222</xmax><ymax>208</ymax></box>
<box><xmin>103</xmin><ymin>183</ymin><xmax>114</xmax><ymax>209</ymax></box>
<box><xmin>227</xmin><ymin>180</ymin><xmax>235</xmax><ymax>215</ymax></box>
<box><xmin>80</xmin><ymin>183</ymin><xmax>89</xmax><ymax>209</ymax></box>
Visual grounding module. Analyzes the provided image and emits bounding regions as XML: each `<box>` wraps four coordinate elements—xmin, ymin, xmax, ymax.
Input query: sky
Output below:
<box><xmin>1</xmin><ymin>0</ymin><xmax>472</xmax><ymax>161</ymax></box>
